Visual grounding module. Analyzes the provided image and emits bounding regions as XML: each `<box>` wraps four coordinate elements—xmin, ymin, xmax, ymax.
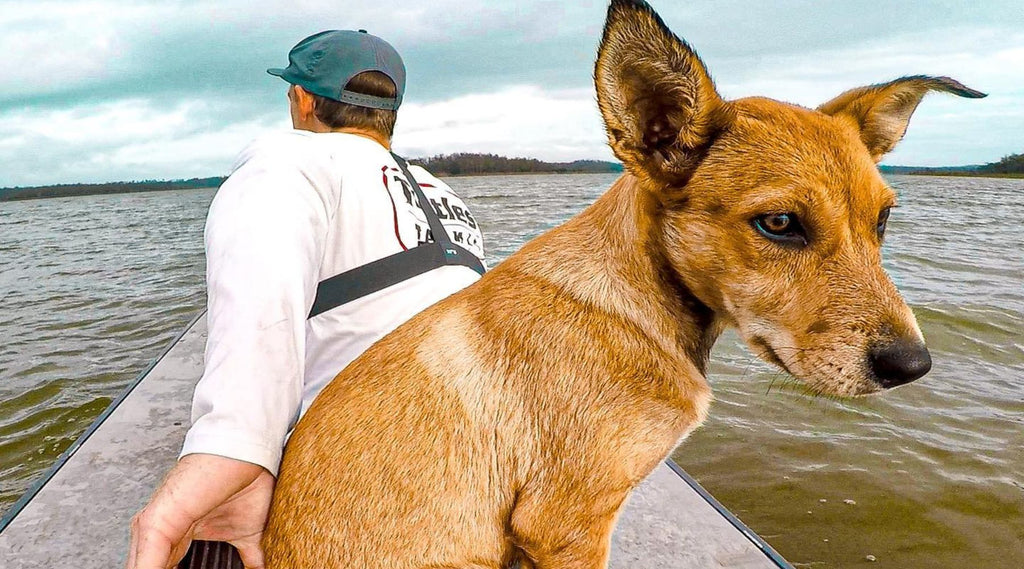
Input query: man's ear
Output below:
<box><xmin>595</xmin><ymin>0</ymin><xmax>732</xmax><ymax>187</ymax></box>
<box><xmin>293</xmin><ymin>85</ymin><xmax>318</xmax><ymax>120</ymax></box>
<box><xmin>817</xmin><ymin>76</ymin><xmax>986</xmax><ymax>163</ymax></box>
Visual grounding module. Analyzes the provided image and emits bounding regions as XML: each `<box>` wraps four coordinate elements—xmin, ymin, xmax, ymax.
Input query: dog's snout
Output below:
<box><xmin>869</xmin><ymin>339</ymin><xmax>931</xmax><ymax>388</ymax></box>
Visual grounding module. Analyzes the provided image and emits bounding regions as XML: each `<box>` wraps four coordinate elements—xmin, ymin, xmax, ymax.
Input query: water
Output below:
<box><xmin>0</xmin><ymin>174</ymin><xmax>1021</xmax><ymax>567</ymax></box>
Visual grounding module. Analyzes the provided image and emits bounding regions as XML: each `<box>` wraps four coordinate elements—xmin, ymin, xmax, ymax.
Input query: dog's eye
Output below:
<box><xmin>761</xmin><ymin>214</ymin><xmax>792</xmax><ymax>233</ymax></box>
<box><xmin>753</xmin><ymin>213</ymin><xmax>807</xmax><ymax>246</ymax></box>
<box><xmin>877</xmin><ymin>207</ymin><xmax>891</xmax><ymax>239</ymax></box>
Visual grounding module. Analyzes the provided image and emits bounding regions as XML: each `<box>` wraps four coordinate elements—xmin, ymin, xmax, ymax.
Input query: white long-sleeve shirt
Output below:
<box><xmin>180</xmin><ymin>131</ymin><xmax>485</xmax><ymax>475</ymax></box>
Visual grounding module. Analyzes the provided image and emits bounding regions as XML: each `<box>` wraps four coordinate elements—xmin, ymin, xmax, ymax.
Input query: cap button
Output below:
<box><xmin>358</xmin><ymin>29</ymin><xmax>367</xmax><ymax>33</ymax></box>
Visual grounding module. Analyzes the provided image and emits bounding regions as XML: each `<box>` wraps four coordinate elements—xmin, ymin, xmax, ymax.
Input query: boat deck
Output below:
<box><xmin>0</xmin><ymin>313</ymin><xmax>790</xmax><ymax>568</ymax></box>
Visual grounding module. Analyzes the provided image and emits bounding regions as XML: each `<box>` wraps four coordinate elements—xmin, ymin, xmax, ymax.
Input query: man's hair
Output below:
<box><xmin>311</xmin><ymin>71</ymin><xmax>398</xmax><ymax>137</ymax></box>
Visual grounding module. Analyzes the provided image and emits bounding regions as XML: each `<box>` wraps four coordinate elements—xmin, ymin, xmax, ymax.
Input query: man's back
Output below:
<box><xmin>187</xmin><ymin>130</ymin><xmax>485</xmax><ymax>470</ymax></box>
<box><xmin>126</xmin><ymin>30</ymin><xmax>483</xmax><ymax>569</ymax></box>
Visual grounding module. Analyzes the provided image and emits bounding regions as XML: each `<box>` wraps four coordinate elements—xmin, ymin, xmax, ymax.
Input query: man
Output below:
<box><xmin>127</xmin><ymin>30</ymin><xmax>485</xmax><ymax>569</ymax></box>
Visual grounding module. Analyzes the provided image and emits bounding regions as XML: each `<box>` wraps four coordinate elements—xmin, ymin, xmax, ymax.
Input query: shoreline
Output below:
<box><xmin>0</xmin><ymin>184</ymin><xmax>220</xmax><ymax>204</ymax></box>
<box><xmin>0</xmin><ymin>171</ymin><xmax>622</xmax><ymax>203</ymax></box>
<box><xmin>888</xmin><ymin>171</ymin><xmax>1024</xmax><ymax>179</ymax></box>
<box><xmin>433</xmin><ymin>170</ymin><xmax>620</xmax><ymax>178</ymax></box>
<box><xmin>4</xmin><ymin>170</ymin><xmax>1020</xmax><ymax>204</ymax></box>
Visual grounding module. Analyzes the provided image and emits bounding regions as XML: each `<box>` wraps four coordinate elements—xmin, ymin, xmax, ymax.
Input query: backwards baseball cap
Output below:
<box><xmin>267</xmin><ymin>29</ymin><xmax>406</xmax><ymax>111</ymax></box>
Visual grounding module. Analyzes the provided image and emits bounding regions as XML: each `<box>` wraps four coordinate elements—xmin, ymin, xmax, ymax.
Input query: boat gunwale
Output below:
<box><xmin>665</xmin><ymin>459</ymin><xmax>793</xmax><ymax>568</ymax></box>
<box><xmin>0</xmin><ymin>308</ymin><xmax>791</xmax><ymax>569</ymax></box>
<box><xmin>0</xmin><ymin>309</ymin><xmax>207</xmax><ymax>533</ymax></box>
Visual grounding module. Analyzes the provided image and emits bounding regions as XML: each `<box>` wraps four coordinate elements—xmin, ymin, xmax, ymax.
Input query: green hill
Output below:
<box><xmin>410</xmin><ymin>153</ymin><xmax>623</xmax><ymax>176</ymax></box>
<box><xmin>881</xmin><ymin>152</ymin><xmax>1024</xmax><ymax>178</ymax></box>
<box><xmin>0</xmin><ymin>178</ymin><xmax>226</xmax><ymax>203</ymax></box>
<box><xmin>978</xmin><ymin>153</ymin><xmax>1024</xmax><ymax>174</ymax></box>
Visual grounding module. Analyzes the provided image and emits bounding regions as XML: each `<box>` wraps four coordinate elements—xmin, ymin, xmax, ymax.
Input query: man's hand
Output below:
<box><xmin>127</xmin><ymin>454</ymin><xmax>275</xmax><ymax>569</ymax></box>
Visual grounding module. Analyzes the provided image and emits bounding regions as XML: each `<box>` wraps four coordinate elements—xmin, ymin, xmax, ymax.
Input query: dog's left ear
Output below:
<box><xmin>818</xmin><ymin>76</ymin><xmax>986</xmax><ymax>162</ymax></box>
<box><xmin>595</xmin><ymin>0</ymin><xmax>732</xmax><ymax>187</ymax></box>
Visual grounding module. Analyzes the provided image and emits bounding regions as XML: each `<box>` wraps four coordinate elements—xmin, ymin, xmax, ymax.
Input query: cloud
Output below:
<box><xmin>704</xmin><ymin>27</ymin><xmax>1024</xmax><ymax>166</ymax></box>
<box><xmin>395</xmin><ymin>85</ymin><xmax>612</xmax><ymax>162</ymax></box>
<box><xmin>0</xmin><ymin>84</ymin><xmax>611</xmax><ymax>187</ymax></box>
<box><xmin>1</xmin><ymin>0</ymin><xmax>1022</xmax><ymax>186</ymax></box>
<box><xmin>0</xmin><ymin>2</ymin><xmax>147</xmax><ymax>100</ymax></box>
<box><xmin>0</xmin><ymin>97</ymin><xmax>284</xmax><ymax>186</ymax></box>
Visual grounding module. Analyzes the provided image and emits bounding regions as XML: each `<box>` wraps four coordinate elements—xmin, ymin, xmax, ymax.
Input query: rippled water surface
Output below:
<box><xmin>1</xmin><ymin>175</ymin><xmax>1021</xmax><ymax>567</ymax></box>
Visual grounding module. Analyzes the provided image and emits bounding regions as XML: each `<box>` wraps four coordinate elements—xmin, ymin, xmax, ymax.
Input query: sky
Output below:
<box><xmin>1</xmin><ymin>0</ymin><xmax>1022</xmax><ymax>188</ymax></box>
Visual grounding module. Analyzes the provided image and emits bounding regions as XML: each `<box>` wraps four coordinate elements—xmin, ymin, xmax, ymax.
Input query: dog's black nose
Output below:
<box><xmin>869</xmin><ymin>339</ymin><xmax>931</xmax><ymax>388</ymax></box>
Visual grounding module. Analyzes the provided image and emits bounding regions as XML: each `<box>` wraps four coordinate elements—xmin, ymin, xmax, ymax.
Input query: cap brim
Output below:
<box><xmin>267</xmin><ymin>68</ymin><xmax>286</xmax><ymax>77</ymax></box>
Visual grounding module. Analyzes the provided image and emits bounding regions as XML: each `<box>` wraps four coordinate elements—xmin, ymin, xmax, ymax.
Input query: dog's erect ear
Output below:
<box><xmin>818</xmin><ymin>76</ymin><xmax>986</xmax><ymax>163</ymax></box>
<box><xmin>595</xmin><ymin>0</ymin><xmax>731</xmax><ymax>186</ymax></box>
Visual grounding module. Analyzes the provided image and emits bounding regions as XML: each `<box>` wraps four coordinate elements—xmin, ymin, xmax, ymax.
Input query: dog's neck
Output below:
<box><xmin>509</xmin><ymin>173</ymin><xmax>721</xmax><ymax>375</ymax></box>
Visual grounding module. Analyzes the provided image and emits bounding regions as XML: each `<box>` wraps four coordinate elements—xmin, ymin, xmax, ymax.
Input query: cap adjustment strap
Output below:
<box><xmin>337</xmin><ymin>90</ymin><xmax>400</xmax><ymax>111</ymax></box>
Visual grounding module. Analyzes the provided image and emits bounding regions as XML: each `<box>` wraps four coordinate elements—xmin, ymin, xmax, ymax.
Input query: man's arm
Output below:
<box><xmin>182</xmin><ymin>149</ymin><xmax>330</xmax><ymax>474</ymax></box>
<box><xmin>128</xmin><ymin>138</ymin><xmax>332</xmax><ymax>568</ymax></box>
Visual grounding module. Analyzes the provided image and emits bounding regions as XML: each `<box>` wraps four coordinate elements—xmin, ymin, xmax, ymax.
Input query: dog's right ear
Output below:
<box><xmin>817</xmin><ymin>76</ymin><xmax>986</xmax><ymax>162</ymax></box>
<box><xmin>595</xmin><ymin>0</ymin><xmax>731</xmax><ymax>187</ymax></box>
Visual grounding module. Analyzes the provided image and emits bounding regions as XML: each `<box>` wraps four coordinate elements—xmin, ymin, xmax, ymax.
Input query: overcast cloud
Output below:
<box><xmin>1</xmin><ymin>0</ymin><xmax>1022</xmax><ymax>187</ymax></box>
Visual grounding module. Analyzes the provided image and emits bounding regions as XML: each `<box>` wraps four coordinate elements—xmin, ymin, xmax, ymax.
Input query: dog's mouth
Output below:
<box><xmin>750</xmin><ymin>336</ymin><xmax>796</xmax><ymax>376</ymax></box>
<box><xmin>748</xmin><ymin>335</ymin><xmax>889</xmax><ymax>397</ymax></box>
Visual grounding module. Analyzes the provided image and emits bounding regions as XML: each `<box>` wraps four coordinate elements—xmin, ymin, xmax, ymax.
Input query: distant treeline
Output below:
<box><xmin>881</xmin><ymin>153</ymin><xmax>1024</xmax><ymax>178</ymax></box>
<box><xmin>0</xmin><ymin>154</ymin><xmax>624</xmax><ymax>202</ymax></box>
<box><xmin>410</xmin><ymin>153</ymin><xmax>624</xmax><ymax>176</ymax></box>
<box><xmin>5</xmin><ymin>149</ymin><xmax>1018</xmax><ymax>203</ymax></box>
<box><xmin>978</xmin><ymin>153</ymin><xmax>1024</xmax><ymax>174</ymax></box>
<box><xmin>0</xmin><ymin>177</ymin><xmax>225</xmax><ymax>203</ymax></box>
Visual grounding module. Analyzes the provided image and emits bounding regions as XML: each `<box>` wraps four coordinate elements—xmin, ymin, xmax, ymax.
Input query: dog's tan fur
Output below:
<box><xmin>263</xmin><ymin>1</ymin><xmax>983</xmax><ymax>567</ymax></box>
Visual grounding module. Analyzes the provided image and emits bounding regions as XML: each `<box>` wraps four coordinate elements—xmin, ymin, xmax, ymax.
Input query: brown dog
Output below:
<box><xmin>263</xmin><ymin>0</ymin><xmax>984</xmax><ymax>567</ymax></box>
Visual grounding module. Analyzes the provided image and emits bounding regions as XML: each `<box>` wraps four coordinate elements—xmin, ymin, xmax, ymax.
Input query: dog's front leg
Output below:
<box><xmin>509</xmin><ymin>480</ymin><xmax>629</xmax><ymax>569</ymax></box>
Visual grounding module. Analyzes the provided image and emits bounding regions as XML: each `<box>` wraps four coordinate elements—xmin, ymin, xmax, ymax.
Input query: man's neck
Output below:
<box><xmin>298</xmin><ymin>124</ymin><xmax>390</xmax><ymax>149</ymax></box>
<box><xmin>332</xmin><ymin>127</ymin><xmax>392</xmax><ymax>149</ymax></box>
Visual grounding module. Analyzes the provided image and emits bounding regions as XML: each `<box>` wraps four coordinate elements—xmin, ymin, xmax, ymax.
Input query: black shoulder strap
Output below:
<box><xmin>307</xmin><ymin>153</ymin><xmax>485</xmax><ymax>319</ymax></box>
